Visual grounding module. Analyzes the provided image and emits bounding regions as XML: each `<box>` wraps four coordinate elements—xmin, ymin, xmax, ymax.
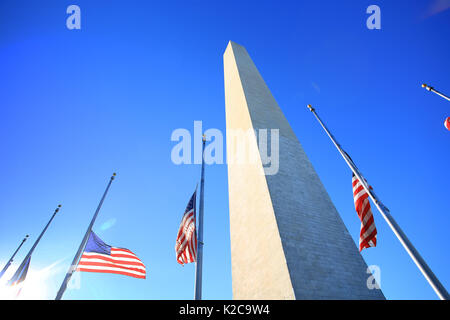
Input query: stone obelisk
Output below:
<box><xmin>223</xmin><ymin>41</ymin><xmax>385</xmax><ymax>300</ymax></box>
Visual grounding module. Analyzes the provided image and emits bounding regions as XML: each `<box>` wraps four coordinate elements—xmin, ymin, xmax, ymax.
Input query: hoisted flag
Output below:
<box><xmin>352</xmin><ymin>174</ymin><xmax>377</xmax><ymax>251</ymax></box>
<box><xmin>7</xmin><ymin>256</ymin><xmax>30</xmax><ymax>287</ymax></box>
<box><xmin>175</xmin><ymin>190</ymin><xmax>197</xmax><ymax>265</ymax></box>
<box><xmin>308</xmin><ymin>104</ymin><xmax>449</xmax><ymax>299</ymax></box>
<box><xmin>6</xmin><ymin>256</ymin><xmax>31</xmax><ymax>298</ymax></box>
<box><xmin>0</xmin><ymin>235</ymin><xmax>29</xmax><ymax>280</ymax></box>
<box><xmin>56</xmin><ymin>174</ymin><xmax>116</xmax><ymax>300</ymax></box>
<box><xmin>76</xmin><ymin>231</ymin><xmax>146</xmax><ymax>279</ymax></box>
<box><xmin>7</xmin><ymin>205</ymin><xmax>61</xmax><ymax>294</ymax></box>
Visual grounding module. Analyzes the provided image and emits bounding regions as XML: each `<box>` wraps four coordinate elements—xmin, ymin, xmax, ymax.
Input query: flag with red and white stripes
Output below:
<box><xmin>352</xmin><ymin>173</ymin><xmax>377</xmax><ymax>251</ymax></box>
<box><xmin>77</xmin><ymin>231</ymin><xmax>146</xmax><ymax>279</ymax></box>
<box><xmin>175</xmin><ymin>190</ymin><xmax>197</xmax><ymax>265</ymax></box>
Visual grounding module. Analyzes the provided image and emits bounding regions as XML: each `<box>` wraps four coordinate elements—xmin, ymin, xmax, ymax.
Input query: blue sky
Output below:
<box><xmin>0</xmin><ymin>0</ymin><xmax>449</xmax><ymax>300</ymax></box>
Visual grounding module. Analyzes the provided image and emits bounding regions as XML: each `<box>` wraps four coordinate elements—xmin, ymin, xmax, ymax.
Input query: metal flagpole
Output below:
<box><xmin>7</xmin><ymin>205</ymin><xmax>61</xmax><ymax>284</ymax></box>
<box><xmin>0</xmin><ymin>235</ymin><xmax>29</xmax><ymax>280</ymax></box>
<box><xmin>307</xmin><ymin>104</ymin><xmax>450</xmax><ymax>300</ymax></box>
<box><xmin>194</xmin><ymin>135</ymin><xmax>206</xmax><ymax>300</ymax></box>
<box><xmin>422</xmin><ymin>84</ymin><xmax>450</xmax><ymax>102</ymax></box>
<box><xmin>55</xmin><ymin>173</ymin><xmax>116</xmax><ymax>300</ymax></box>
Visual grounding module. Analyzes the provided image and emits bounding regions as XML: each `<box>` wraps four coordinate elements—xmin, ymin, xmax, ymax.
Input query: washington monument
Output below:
<box><xmin>223</xmin><ymin>41</ymin><xmax>385</xmax><ymax>300</ymax></box>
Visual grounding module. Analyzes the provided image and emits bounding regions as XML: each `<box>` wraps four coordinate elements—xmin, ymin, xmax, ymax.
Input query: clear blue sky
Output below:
<box><xmin>0</xmin><ymin>0</ymin><xmax>449</xmax><ymax>300</ymax></box>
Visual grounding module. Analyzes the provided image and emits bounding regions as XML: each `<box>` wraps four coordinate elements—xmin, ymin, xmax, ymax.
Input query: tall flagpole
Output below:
<box><xmin>55</xmin><ymin>173</ymin><xmax>116</xmax><ymax>300</ymax></box>
<box><xmin>307</xmin><ymin>104</ymin><xmax>449</xmax><ymax>300</ymax></box>
<box><xmin>422</xmin><ymin>84</ymin><xmax>450</xmax><ymax>102</ymax></box>
<box><xmin>7</xmin><ymin>205</ymin><xmax>61</xmax><ymax>285</ymax></box>
<box><xmin>194</xmin><ymin>135</ymin><xmax>206</xmax><ymax>300</ymax></box>
<box><xmin>0</xmin><ymin>235</ymin><xmax>29</xmax><ymax>280</ymax></box>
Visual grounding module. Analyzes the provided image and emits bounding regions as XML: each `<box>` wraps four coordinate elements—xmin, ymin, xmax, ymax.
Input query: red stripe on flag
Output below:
<box><xmin>77</xmin><ymin>268</ymin><xmax>146</xmax><ymax>279</ymax></box>
<box><xmin>110</xmin><ymin>253</ymin><xmax>143</xmax><ymax>259</ymax></box>
<box><xmin>80</xmin><ymin>254</ymin><xmax>145</xmax><ymax>267</ymax></box>
<box><xmin>78</xmin><ymin>261</ymin><xmax>146</xmax><ymax>274</ymax></box>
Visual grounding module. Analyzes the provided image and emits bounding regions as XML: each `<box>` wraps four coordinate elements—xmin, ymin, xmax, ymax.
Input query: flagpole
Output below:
<box><xmin>422</xmin><ymin>84</ymin><xmax>450</xmax><ymax>102</ymax></box>
<box><xmin>55</xmin><ymin>173</ymin><xmax>116</xmax><ymax>300</ymax></box>
<box><xmin>0</xmin><ymin>235</ymin><xmax>29</xmax><ymax>280</ymax></box>
<box><xmin>7</xmin><ymin>205</ymin><xmax>61</xmax><ymax>285</ymax></box>
<box><xmin>307</xmin><ymin>104</ymin><xmax>449</xmax><ymax>300</ymax></box>
<box><xmin>194</xmin><ymin>135</ymin><xmax>206</xmax><ymax>300</ymax></box>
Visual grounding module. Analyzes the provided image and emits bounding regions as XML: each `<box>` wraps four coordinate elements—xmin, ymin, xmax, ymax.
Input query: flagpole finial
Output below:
<box><xmin>55</xmin><ymin>205</ymin><xmax>62</xmax><ymax>213</ymax></box>
<box><xmin>111</xmin><ymin>172</ymin><xmax>116</xmax><ymax>180</ymax></box>
<box><xmin>202</xmin><ymin>134</ymin><xmax>206</xmax><ymax>142</ymax></box>
<box><xmin>422</xmin><ymin>83</ymin><xmax>432</xmax><ymax>91</ymax></box>
<box><xmin>307</xmin><ymin>104</ymin><xmax>315</xmax><ymax>112</ymax></box>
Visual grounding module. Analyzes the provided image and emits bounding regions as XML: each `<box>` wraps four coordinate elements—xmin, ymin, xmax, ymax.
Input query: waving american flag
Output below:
<box><xmin>77</xmin><ymin>231</ymin><xmax>146</xmax><ymax>279</ymax></box>
<box><xmin>175</xmin><ymin>190</ymin><xmax>197</xmax><ymax>265</ymax></box>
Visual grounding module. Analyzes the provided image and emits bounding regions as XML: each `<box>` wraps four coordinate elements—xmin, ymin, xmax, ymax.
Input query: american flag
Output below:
<box><xmin>7</xmin><ymin>256</ymin><xmax>31</xmax><ymax>298</ymax></box>
<box><xmin>8</xmin><ymin>256</ymin><xmax>31</xmax><ymax>287</ymax></box>
<box><xmin>175</xmin><ymin>190</ymin><xmax>197</xmax><ymax>265</ymax></box>
<box><xmin>76</xmin><ymin>231</ymin><xmax>146</xmax><ymax>279</ymax></box>
<box><xmin>352</xmin><ymin>173</ymin><xmax>377</xmax><ymax>251</ymax></box>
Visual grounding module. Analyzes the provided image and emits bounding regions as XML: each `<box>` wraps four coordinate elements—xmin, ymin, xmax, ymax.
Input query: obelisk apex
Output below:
<box><xmin>223</xmin><ymin>41</ymin><xmax>385</xmax><ymax>300</ymax></box>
